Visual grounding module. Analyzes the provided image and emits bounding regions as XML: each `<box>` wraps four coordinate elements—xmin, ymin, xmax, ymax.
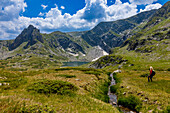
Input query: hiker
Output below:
<box><xmin>148</xmin><ymin>66</ymin><xmax>155</xmax><ymax>82</ymax></box>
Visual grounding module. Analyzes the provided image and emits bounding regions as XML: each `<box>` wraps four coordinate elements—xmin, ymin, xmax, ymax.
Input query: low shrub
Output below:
<box><xmin>1</xmin><ymin>77</ymin><xmax>27</xmax><ymax>89</ymax></box>
<box><xmin>27</xmin><ymin>80</ymin><xmax>78</xmax><ymax>95</ymax></box>
<box><xmin>110</xmin><ymin>85</ymin><xmax>118</xmax><ymax>93</ymax></box>
<box><xmin>113</xmin><ymin>73</ymin><xmax>120</xmax><ymax>83</ymax></box>
<box><xmin>93</xmin><ymin>81</ymin><xmax>110</xmax><ymax>103</ymax></box>
<box><xmin>140</xmin><ymin>73</ymin><xmax>148</xmax><ymax>77</ymax></box>
<box><xmin>55</xmin><ymin>67</ymin><xmax>102</xmax><ymax>73</ymax></box>
<box><xmin>167</xmin><ymin>68</ymin><xmax>170</xmax><ymax>71</ymax></box>
<box><xmin>163</xmin><ymin>106</ymin><xmax>170</xmax><ymax>113</ymax></box>
<box><xmin>84</xmin><ymin>71</ymin><xmax>101</xmax><ymax>76</ymax></box>
<box><xmin>19</xmin><ymin>104</ymin><xmax>55</xmax><ymax>113</ymax></box>
<box><xmin>55</xmin><ymin>74</ymin><xmax>76</xmax><ymax>78</ymax></box>
<box><xmin>106</xmin><ymin>72</ymin><xmax>112</xmax><ymax>76</ymax></box>
<box><xmin>108</xmin><ymin>76</ymin><xmax>112</xmax><ymax>81</ymax></box>
<box><xmin>118</xmin><ymin>95</ymin><xmax>142</xmax><ymax>112</ymax></box>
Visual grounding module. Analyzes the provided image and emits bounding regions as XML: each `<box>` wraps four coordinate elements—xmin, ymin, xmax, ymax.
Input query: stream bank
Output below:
<box><xmin>108</xmin><ymin>72</ymin><xmax>136</xmax><ymax>113</ymax></box>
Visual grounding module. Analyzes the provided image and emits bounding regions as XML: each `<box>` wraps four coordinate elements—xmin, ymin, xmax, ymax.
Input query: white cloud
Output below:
<box><xmin>106</xmin><ymin>2</ymin><xmax>137</xmax><ymax>21</ymax></box>
<box><xmin>0</xmin><ymin>0</ymin><xmax>27</xmax><ymax>21</ymax></box>
<box><xmin>0</xmin><ymin>0</ymin><xmax>159</xmax><ymax>40</ymax></box>
<box><xmin>38</xmin><ymin>12</ymin><xmax>45</xmax><ymax>16</ymax></box>
<box><xmin>41</xmin><ymin>4</ymin><xmax>48</xmax><ymax>10</ymax></box>
<box><xmin>129</xmin><ymin>0</ymin><xmax>158</xmax><ymax>5</ymax></box>
<box><xmin>140</xmin><ymin>3</ymin><xmax>162</xmax><ymax>12</ymax></box>
<box><xmin>60</xmin><ymin>6</ymin><xmax>65</xmax><ymax>9</ymax></box>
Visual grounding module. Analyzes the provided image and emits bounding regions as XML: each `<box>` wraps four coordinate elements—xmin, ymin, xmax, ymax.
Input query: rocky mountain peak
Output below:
<box><xmin>9</xmin><ymin>25</ymin><xmax>43</xmax><ymax>51</ymax></box>
<box><xmin>28</xmin><ymin>24</ymin><xmax>35</xmax><ymax>29</ymax></box>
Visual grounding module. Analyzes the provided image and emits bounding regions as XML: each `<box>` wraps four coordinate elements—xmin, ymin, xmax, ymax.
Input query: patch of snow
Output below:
<box><xmin>97</xmin><ymin>45</ymin><xmax>102</xmax><ymax>50</ymax></box>
<box><xmin>68</xmin><ymin>52</ymin><xmax>79</xmax><ymax>56</ymax></box>
<box><xmin>92</xmin><ymin>57</ymin><xmax>100</xmax><ymax>62</ymax></box>
<box><xmin>82</xmin><ymin>54</ymin><xmax>86</xmax><ymax>56</ymax></box>
<box><xmin>67</xmin><ymin>48</ymin><xmax>72</xmax><ymax>51</ymax></box>
<box><xmin>103</xmin><ymin>51</ymin><xmax>109</xmax><ymax>55</ymax></box>
<box><xmin>103</xmin><ymin>41</ymin><xmax>107</xmax><ymax>45</ymax></box>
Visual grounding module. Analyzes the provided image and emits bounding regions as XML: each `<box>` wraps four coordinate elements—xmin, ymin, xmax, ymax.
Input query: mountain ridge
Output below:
<box><xmin>0</xmin><ymin>3</ymin><xmax>169</xmax><ymax>66</ymax></box>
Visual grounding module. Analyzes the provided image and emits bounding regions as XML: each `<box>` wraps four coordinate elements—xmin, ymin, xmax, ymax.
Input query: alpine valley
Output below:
<box><xmin>0</xmin><ymin>6</ymin><xmax>159</xmax><ymax>69</ymax></box>
<box><xmin>0</xmin><ymin>1</ymin><xmax>169</xmax><ymax>113</ymax></box>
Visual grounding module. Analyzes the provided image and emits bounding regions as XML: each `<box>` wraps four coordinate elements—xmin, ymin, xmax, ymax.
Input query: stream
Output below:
<box><xmin>108</xmin><ymin>72</ymin><xmax>136</xmax><ymax>113</ymax></box>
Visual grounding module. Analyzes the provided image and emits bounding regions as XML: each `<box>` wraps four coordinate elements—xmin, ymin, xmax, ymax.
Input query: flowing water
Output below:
<box><xmin>108</xmin><ymin>73</ymin><xmax>117</xmax><ymax>106</ymax></box>
<box><xmin>108</xmin><ymin>73</ymin><xmax>136</xmax><ymax>113</ymax></box>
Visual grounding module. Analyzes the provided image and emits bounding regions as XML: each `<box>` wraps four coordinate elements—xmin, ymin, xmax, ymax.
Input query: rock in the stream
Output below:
<box><xmin>112</xmin><ymin>102</ymin><xmax>117</xmax><ymax>105</ymax></box>
<box><xmin>113</xmin><ymin>70</ymin><xmax>121</xmax><ymax>73</ymax></box>
<box><xmin>130</xmin><ymin>111</ymin><xmax>135</xmax><ymax>113</ymax></box>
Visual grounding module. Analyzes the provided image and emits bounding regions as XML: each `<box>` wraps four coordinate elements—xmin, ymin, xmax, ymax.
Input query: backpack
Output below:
<box><xmin>152</xmin><ymin>70</ymin><xmax>156</xmax><ymax>76</ymax></box>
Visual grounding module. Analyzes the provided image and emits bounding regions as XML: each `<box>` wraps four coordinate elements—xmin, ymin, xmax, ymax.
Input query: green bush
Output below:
<box><xmin>167</xmin><ymin>68</ymin><xmax>170</xmax><ymax>71</ymax></box>
<box><xmin>108</xmin><ymin>76</ymin><xmax>112</xmax><ymax>81</ymax></box>
<box><xmin>1</xmin><ymin>77</ymin><xmax>27</xmax><ymax>89</ymax></box>
<box><xmin>118</xmin><ymin>95</ymin><xmax>142</xmax><ymax>112</ymax></box>
<box><xmin>93</xmin><ymin>81</ymin><xmax>110</xmax><ymax>103</ymax></box>
<box><xmin>84</xmin><ymin>71</ymin><xmax>101</xmax><ymax>76</ymax></box>
<box><xmin>27</xmin><ymin>80</ymin><xmax>78</xmax><ymax>95</ymax></box>
<box><xmin>113</xmin><ymin>73</ymin><xmax>120</xmax><ymax>83</ymax></box>
<box><xmin>55</xmin><ymin>67</ymin><xmax>102</xmax><ymax>73</ymax></box>
<box><xmin>163</xmin><ymin>106</ymin><xmax>170</xmax><ymax>113</ymax></box>
<box><xmin>19</xmin><ymin>104</ymin><xmax>55</xmax><ymax>113</ymax></box>
<box><xmin>55</xmin><ymin>74</ymin><xmax>76</xmax><ymax>78</ymax></box>
<box><xmin>110</xmin><ymin>85</ymin><xmax>118</xmax><ymax>93</ymax></box>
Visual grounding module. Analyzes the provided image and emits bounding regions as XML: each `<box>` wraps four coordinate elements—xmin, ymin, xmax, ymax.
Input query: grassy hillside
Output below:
<box><xmin>92</xmin><ymin>43</ymin><xmax>170</xmax><ymax>112</ymax></box>
<box><xmin>0</xmin><ymin>67</ymin><xmax>119</xmax><ymax>113</ymax></box>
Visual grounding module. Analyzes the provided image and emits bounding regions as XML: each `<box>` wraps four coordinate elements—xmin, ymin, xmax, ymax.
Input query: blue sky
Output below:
<box><xmin>0</xmin><ymin>0</ymin><xmax>169</xmax><ymax>40</ymax></box>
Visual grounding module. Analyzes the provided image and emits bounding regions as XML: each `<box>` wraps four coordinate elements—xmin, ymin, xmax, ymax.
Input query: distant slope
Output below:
<box><xmin>122</xmin><ymin>1</ymin><xmax>170</xmax><ymax>52</ymax></box>
<box><xmin>81</xmin><ymin>10</ymin><xmax>157</xmax><ymax>52</ymax></box>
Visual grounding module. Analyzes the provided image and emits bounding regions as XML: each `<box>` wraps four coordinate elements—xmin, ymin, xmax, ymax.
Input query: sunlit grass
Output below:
<box><xmin>0</xmin><ymin>68</ymin><xmax>119</xmax><ymax>113</ymax></box>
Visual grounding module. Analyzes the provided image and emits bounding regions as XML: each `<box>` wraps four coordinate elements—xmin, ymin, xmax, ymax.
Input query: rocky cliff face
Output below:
<box><xmin>0</xmin><ymin>6</ymin><xmax>168</xmax><ymax>62</ymax></box>
<box><xmin>81</xmin><ymin>10</ymin><xmax>157</xmax><ymax>52</ymax></box>
<box><xmin>122</xmin><ymin>2</ymin><xmax>170</xmax><ymax>52</ymax></box>
<box><xmin>9</xmin><ymin>25</ymin><xmax>44</xmax><ymax>51</ymax></box>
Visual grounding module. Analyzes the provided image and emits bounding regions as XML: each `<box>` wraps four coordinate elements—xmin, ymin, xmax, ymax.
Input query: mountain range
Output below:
<box><xmin>0</xmin><ymin>1</ymin><xmax>169</xmax><ymax>68</ymax></box>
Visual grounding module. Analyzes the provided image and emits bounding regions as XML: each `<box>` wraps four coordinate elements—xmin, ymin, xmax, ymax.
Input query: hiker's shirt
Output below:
<box><xmin>150</xmin><ymin>69</ymin><xmax>152</xmax><ymax>76</ymax></box>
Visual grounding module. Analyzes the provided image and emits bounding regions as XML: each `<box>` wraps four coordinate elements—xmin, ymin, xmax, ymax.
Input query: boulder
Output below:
<box><xmin>113</xmin><ymin>70</ymin><xmax>121</xmax><ymax>73</ymax></box>
<box><xmin>112</xmin><ymin>102</ymin><xmax>117</xmax><ymax>105</ymax></box>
